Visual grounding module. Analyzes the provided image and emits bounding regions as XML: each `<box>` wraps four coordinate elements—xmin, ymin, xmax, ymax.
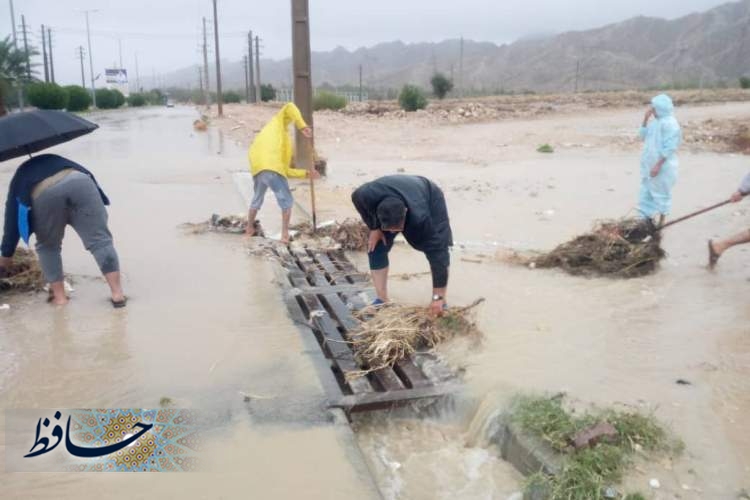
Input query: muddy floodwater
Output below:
<box><xmin>0</xmin><ymin>108</ymin><xmax>377</xmax><ymax>499</ymax></box>
<box><xmin>2</xmin><ymin>104</ymin><xmax>750</xmax><ymax>499</ymax></box>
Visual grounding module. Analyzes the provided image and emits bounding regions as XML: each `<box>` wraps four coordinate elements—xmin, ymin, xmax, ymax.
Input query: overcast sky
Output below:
<box><xmin>2</xmin><ymin>0</ymin><xmax>733</xmax><ymax>88</ymax></box>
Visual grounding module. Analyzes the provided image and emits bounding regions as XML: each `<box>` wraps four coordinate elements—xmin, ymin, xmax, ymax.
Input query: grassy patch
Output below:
<box><xmin>511</xmin><ymin>395</ymin><xmax>683</xmax><ymax>500</ymax></box>
<box><xmin>537</xmin><ymin>143</ymin><xmax>555</xmax><ymax>153</ymax></box>
<box><xmin>623</xmin><ymin>494</ymin><xmax>647</xmax><ymax>500</ymax></box>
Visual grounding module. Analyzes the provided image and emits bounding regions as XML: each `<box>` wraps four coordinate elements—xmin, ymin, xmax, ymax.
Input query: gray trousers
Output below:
<box><xmin>32</xmin><ymin>171</ymin><xmax>120</xmax><ymax>283</ymax></box>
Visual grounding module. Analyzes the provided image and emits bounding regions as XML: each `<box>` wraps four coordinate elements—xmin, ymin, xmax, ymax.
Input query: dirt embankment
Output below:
<box><xmin>333</xmin><ymin>88</ymin><xmax>750</xmax><ymax>124</ymax></box>
<box><xmin>208</xmin><ymin>88</ymin><xmax>750</xmax><ymax>159</ymax></box>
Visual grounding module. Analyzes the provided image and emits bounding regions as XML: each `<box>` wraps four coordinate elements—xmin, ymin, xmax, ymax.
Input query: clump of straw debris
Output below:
<box><xmin>347</xmin><ymin>298</ymin><xmax>484</xmax><ymax>378</ymax></box>
<box><xmin>0</xmin><ymin>248</ymin><xmax>45</xmax><ymax>293</ymax></box>
<box><xmin>292</xmin><ymin>218</ymin><xmax>369</xmax><ymax>251</ymax></box>
<box><xmin>528</xmin><ymin>218</ymin><xmax>664</xmax><ymax>278</ymax></box>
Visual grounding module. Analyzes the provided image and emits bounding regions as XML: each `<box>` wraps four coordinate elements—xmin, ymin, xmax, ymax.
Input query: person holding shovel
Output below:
<box><xmin>351</xmin><ymin>175</ymin><xmax>453</xmax><ymax>316</ymax></box>
<box><xmin>0</xmin><ymin>154</ymin><xmax>126</xmax><ymax>307</ymax></box>
<box><xmin>638</xmin><ymin>94</ymin><xmax>682</xmax><ymax>227</ymax></box>
<box><xmin>708</xmin><ymin>172</ymin><xmax>750</xmax><ymax>268</ymax></box>
<box><xmin>245</xmin><ymin>102</ymin><xmax>319</xmax><ymax>243</ymax></box>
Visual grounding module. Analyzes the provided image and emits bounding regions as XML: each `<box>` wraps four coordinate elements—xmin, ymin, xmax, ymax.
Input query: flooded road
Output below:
<box><xmin>2</xmin><ymin>103</ymin><xmax>749</xmax><ymax>499</ymax></box>
<box><xmin>286</xmin><ymin>104</ymin><xmax>750</xmax><ymax>498</ymax></box>
<box><xmin>0</xmin><ymin>107</ymin><xmax>378</xmax><ymax>499</ymax></box>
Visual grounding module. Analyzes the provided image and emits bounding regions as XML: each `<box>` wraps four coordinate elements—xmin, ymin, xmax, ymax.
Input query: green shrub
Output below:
<box><xmin>537</xmin><ymin>144</ymin><xmax>554</xmax><ymax>153</ymax></box>
<box><xmin>430</xmin><ymin>73</ymin><xmax>454</xmax><ymax>99</ymax></box>
<box><xmin>64</xmin><ymin>85</ymin><xmax>91</xmax><ymax>111</ymax></box>
<box><xmin>740</xmin><ymin>77</ymin><xmax>750</xmax><ymax>89</ymax></box>
<box><xmin>95</xmin><ymin>88</ymin><xmax>123</xmax><ymax>109</ymax></box>
<box><xmin>113</xmin><ymin>89</ymin><xmax>126</xmax><ymax>107</ymax></box>
<box><xmin>398</xmin><ymin>85</ymin><xmax>428</xmax><ymax>112</ymax></box>
<box><xmin>222</xmin><ymin>90</ymin><xmax>242</xmax><ymax>103</ymax></box>
<box><xmin>127</xmin><ymin>93</ymin><xmax>147</xmax><ymax>107</ymax></box>
<box><xmin>145</xmin><ymin>89</ymin><xmax>165</xmax><ymax>105</ymax></box>
<box><xmin>313</xmin><ymin>91</ymin><xmax>347</xmax><ymax>111</ymax></box>
<box><xmin>27</xmin><ymin>82</ymin><xmax>68</xmax><ymax>110</ymax></box>
<box><xmin>260</xmin><ymin>84</ymin><xmax>276</xmax><ymax>102</ymax></box>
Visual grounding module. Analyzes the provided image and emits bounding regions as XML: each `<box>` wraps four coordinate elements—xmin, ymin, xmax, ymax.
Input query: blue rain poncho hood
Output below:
<box><xmin>651</xmin><ymin>94</ymin><xmax>674</xmax><ymax>118</ymax></box>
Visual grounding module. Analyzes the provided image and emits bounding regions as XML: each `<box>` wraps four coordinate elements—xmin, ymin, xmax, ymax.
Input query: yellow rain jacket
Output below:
<box><xmin>248</xmin><ymin>102</ymin><xmax>309</xmax><ymax>179</ymax></box>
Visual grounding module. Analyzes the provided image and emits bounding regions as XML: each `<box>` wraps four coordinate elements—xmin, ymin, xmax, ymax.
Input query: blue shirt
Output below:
<box><xmin>1</xmin><ymin>154</ymin><xmax>109</xmax><ymax>257</ymax></box>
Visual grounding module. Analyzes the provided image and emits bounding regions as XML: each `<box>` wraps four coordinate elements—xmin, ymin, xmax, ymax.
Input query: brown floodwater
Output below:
<box><xmin>2</xmin><ymin>105</ymin><xmax>749</xmax><ymax>499</ymax></box>
<box><xmin>0</xmin><ymin>107</ymin><xmax>378</xmax><ymax>499</ymax></box>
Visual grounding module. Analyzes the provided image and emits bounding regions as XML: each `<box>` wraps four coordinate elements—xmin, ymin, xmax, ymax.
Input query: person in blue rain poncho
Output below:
<box><xmin>638</xmin><ymin>94</ymin><xmax>682</xmax><ymax>226</ymax></box>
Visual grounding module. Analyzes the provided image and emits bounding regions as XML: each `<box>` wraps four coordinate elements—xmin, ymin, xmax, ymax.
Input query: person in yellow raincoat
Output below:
<box><xmin>245</xmin><ymin>102</ymin><xmax>319</xmax><ymax>242</ymax></box>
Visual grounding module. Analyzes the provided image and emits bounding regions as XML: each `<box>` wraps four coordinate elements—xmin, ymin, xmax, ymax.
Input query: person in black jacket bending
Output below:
<box><xmin>351</xmin><ymin>175</ymin><xmax>453</xmax><ymax>315</ymax></box>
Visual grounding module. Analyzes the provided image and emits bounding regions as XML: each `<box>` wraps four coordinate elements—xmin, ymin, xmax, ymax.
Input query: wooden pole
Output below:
<box><xmin>660</xmin><ymin>198</ymin><xmax>737</xmax><ymax>230</ymax></box>
<box><xmin>291</xmin><ymin>0</ymin><xmax>313</xmax><ymax>167</ymax></box>
<box><xmin>308</xmin><ymin>141</ymin><xmax>317</xmax><ymax>232</ymax></box>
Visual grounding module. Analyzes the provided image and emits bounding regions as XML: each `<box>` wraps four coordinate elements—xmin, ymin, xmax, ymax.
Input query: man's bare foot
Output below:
<box><xmin>245</xmin><ymin>227</ymin><xmax>256</xmax><ymax>238</ymax></box>
<box><xmin>708</xmin><ymin>239</ymin><xmax>721</xmax><ymax>269</ymax></box>
<box><xmin>51</xmin><ymin>295</ymin><xmax>69</xmax><ymax>306</ymax></box>
<box><xmin>280</xmin><ymin>232</ymin><xmax>290</xmax><ymax>244</ymax></box>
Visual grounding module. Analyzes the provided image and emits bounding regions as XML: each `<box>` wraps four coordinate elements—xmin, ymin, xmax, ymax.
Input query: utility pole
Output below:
<box><xmin>359</xmin><ymin>64</ymin><xmax>362</xmax><ymax>102</ymax></box>
<box><xmin>9</xmin><ymin>0</ymin><xmax>17</xmax><ymax>45</ymax></box>
<box><xmin>212</xmin><ymin>0</ymin><xmax>223</xmax><ymax>116</ymax></box>
<box><xmin>202</xmin><ymin>17</ymin><xmax>211</xmax><ymax>107</ymax></box>
<box><xmin>84</xmin><ymin>10</ymin><xmax>98</xmax><ymax>108</ymax></box>
<box><xmin>10</xmin><ymin>0</ymin><xmax>24</xmax><ymax>110</ymax></box>
<box><xmin>41</xmin><ymin>25</ymin><xmax>49</xmax><ymax>82</ymax></box>
<box><xmin>135</xmin><ymin>52</ymin><xmax>140</xmax><ymax>91</ymax></box>
<box><xmin>254</xmin><ymin>35</ymin><xmax>261</xmax><ymax>102</ymax></box>
<box><xmin>574</xmin><ymin>59</ymin><xmax>580</xmax><ymax>93</ymax></box>
<box><xmin>458</xmin><ymin>36</ymin><xmax>464</xmax><ymax>98</ymax></box>
<box><xmin>77</xmin><ymin>46</ymin><xmax>86</xmax><ymax>87</ymax></box>
<box><xmin>291</xmin><ymin>0</ymin><xmax>313</xmax><ymax>167</ymax></box>
<box><xmin>118</xmin><ymin>38</ymin><xmax>122</xmax><ymax>68</ymax></box>
<box><xmin>248</xmin><ymin>31</ymin><xmax>255</xmax><ymax>102</ymax></box>
<box><xmin>197</xmin><ymin>65</ymin><xmax>203</xmax><ymax>103</ymax></box>
<box><xmin>243</xmin><ymin>55</ymin><xmax>249</xmax><ymax>102</ymax></box>
<box><xmin>48</xmin><ymin>27</ymin><xmax>55</xmax><ymax>83</ymax></box>
<box><xmin>21</xmin><ymin>15</ymin><xmax>31</xmax><ymax>81</ymax></box>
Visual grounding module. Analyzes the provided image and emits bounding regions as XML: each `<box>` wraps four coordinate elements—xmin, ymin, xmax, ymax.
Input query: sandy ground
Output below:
<box><xmin>212</xmin><ymin>94</ymin><xmax>750</xmax><ymax>499</ymax></box>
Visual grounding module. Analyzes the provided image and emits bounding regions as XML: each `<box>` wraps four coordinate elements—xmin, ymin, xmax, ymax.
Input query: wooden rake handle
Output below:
<box><xmin>660</xmin><ymin>197</ymin><xmax>741</xmax><ymax>230</ymax></box>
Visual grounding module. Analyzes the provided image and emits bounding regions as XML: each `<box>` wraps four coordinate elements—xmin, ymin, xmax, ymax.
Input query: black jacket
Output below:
<box><xmin>351</xmin><ymin>175</ymin><xmax>452</xmax><ymax>253</ymax></box>
<box><xmin>2</xmin><ymin>154</ymin><xmax>109</xmax><ymax>257</ymax></box>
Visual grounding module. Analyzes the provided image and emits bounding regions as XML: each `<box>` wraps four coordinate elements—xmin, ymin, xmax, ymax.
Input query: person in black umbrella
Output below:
<box><xmin>0</xmin><ymin>111</ymin><xmax>125</xmax><ymax>307</ymax></box>
<box><xmin>351</xmin><ymin>175</ymin><xmax>453</xmax><ymax>316</ymax></box>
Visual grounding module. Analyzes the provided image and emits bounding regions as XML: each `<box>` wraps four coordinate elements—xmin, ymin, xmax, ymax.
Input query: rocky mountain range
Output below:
<box><xmin>164</xmin><ymin>0</ymin><xmax>750</xmax><ymax>94</ymax></box>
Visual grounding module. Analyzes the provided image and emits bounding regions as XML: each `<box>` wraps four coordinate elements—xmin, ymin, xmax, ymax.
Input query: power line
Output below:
<box><xmin>48</xmin><ymin>26</ymin><xmax>249</xmax><ymax>40</ymax></box>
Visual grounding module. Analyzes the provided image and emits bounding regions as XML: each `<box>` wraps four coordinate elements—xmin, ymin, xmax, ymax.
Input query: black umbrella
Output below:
<box><xmin>0</xmin><ymin>110</ymin><xmax>99</xmax><ymax>162</ymax></box>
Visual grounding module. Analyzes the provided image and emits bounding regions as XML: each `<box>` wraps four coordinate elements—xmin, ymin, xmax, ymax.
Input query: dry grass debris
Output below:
<box><xmin>346</xmin><ymin>298</ymin><xmax>484</xmax><ymax>378</ymax></box>
<box><xmin>0</xmin><ymin>248</ymin><xmax>45</xmax><ymax>294</ymax></box>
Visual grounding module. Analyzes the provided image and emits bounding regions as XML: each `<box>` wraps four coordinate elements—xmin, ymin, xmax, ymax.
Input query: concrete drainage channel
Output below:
<box><xmin>234</xmin><ymin>174</ymin><xmax>562</xmax><ymax>498</ymax></box>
